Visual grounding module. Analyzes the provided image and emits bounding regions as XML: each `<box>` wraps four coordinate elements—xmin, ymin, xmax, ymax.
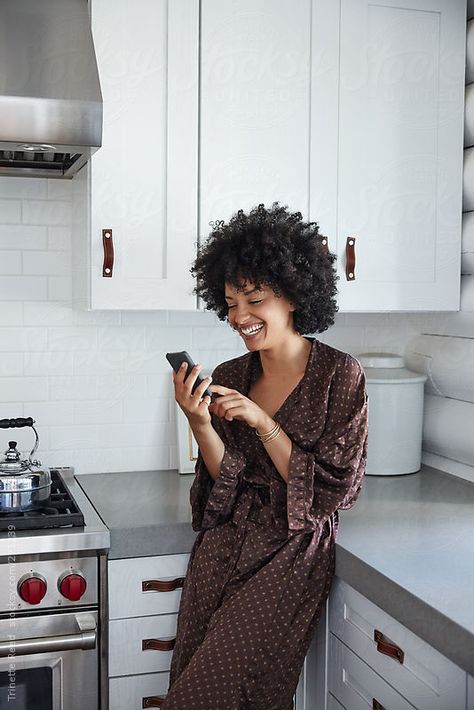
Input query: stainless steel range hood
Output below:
<box><xmin>0</xmin><ymin>0</ymin><xmax>102</xmax><ymax>179</ymax></box>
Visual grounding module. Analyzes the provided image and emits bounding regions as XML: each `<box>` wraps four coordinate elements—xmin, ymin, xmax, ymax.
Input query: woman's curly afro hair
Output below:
<box><xmin>191</xmin><ymin>202</ymin><xmax>339</xmax><ymax>335</ymax></box>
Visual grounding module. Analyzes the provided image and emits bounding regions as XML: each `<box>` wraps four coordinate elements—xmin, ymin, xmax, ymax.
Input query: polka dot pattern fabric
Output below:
<box><xmin>162</xmin><ymin>338</ymin><xmax>368</xmax><ymax>710</ymax></box>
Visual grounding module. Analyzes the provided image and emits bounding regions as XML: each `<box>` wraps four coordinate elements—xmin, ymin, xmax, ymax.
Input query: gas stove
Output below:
<box><xmin>0</xmin><ymin>467</ymin><xmax>110</xmax><ymax>710</ymax></box>
<box><xmin>0</xmin><ymin>469</ymin><xmax>84</xmax><ymax>531</ymax></box>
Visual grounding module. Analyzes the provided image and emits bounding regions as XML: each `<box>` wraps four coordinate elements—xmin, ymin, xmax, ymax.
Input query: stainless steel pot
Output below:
<box><xmin>0</xmin><ymin>417</ymin><xmax>51</xmax><ymax>512</ymax></box>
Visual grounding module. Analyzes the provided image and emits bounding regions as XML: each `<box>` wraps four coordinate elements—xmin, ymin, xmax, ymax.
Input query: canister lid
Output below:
<box><xmin>356</xmin><ymin>352</ymin><xmax>427</xmax><ymax>384</ymax></box>
<box><xmin>357</xmin><ymin>352</ymin><xmax>404</xmax><ymax>368</ymax></box>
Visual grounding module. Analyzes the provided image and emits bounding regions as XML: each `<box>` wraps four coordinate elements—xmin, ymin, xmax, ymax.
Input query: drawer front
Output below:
<box><xmin>468</xmin><ymin>673</ymin><xmax>474</xmax><ymax>710</ymax></box>
<box><xmin>329</xmin><ymin>633</ymin><xmax>416</xmax><ymax>710</ymax></box>
<box><xmin>110</xmin><ymin>672</ymin><xmax>169</xmax><ymax>710</ymax></box>
<box><xmin>327</xmin><ymin>692</ymin><xmax>347</xmax><ymax>710</ymax></box>
<box><xmin>109</xmin><ymin>613</ymin><xmax>178</xmax><ymax>677</ymax></box>
<box><xmin>329</xmin><ymin>578</ymin><xmax>466</xmax><ymax>709</ymax></box>
<box><xmin>109</xmin><ymin>553</ymin><xmax>190</xmax><ymax>619</ymax></box>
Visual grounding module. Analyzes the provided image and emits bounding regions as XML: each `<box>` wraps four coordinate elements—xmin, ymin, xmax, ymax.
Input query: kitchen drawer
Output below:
<box><xmin>109</xmin><ymin>613</ymin><xmax>177</xmax><ymax>677</ymax></box>
<box><xmin>329</xmin><ymin>633</ymin><xmax>416</xmax><ymax>710</ymax></box>
<box><xmin>110</xmin><ymin>672</ymin><xmax>169</xmax><ymax>709</ymax></box>
<box><xmin>327</xmin><ymin>692</ymin><xmax>346</xmax><ymax>710</ymax></box>
<box><xmin>109</xmin><ymin>553</ymin><xmax>189</xmax><ymax>619</ymax></box>
<box><xmin>329</xmin><ymin>578</ymin><xmax>466</xmax><ymax>709</ymax></box>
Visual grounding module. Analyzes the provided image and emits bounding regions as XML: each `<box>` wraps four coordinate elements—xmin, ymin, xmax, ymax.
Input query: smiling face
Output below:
<box><xmin>225</xmin><ymin>280</ymin><xmax>296</xmax><ymax>351</ymax></box>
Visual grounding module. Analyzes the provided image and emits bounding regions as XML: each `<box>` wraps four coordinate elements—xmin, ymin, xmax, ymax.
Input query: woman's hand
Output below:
<box><xmin>172</xmin><ymin>362</ymin><xmax>213</xmax><ymax>429</ymax></box>
<box><xmin>209</xmin><ymin>385</ymin><xmax>271</xmax><ymax>432</ymax></box>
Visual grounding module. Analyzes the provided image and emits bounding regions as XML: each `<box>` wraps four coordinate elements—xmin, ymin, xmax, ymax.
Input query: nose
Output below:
<box><xmin>229</xmin><ymin>303</ymin><xmax>250</xmax><ymax>327</ymax></box>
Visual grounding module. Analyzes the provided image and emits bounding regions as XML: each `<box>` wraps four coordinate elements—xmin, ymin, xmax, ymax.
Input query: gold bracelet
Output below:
<box><xmin>256</xmin><ymin>422</ymin><xmax>282</xmax><ymax>444</ymax></box>
<box><xmin>256</xmin><ymin>421</ymin><xmax>279</xmax><ymax>440</ymax></box>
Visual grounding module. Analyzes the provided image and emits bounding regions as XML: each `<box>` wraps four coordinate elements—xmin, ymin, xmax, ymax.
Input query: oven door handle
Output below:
<box><xmin>0</xmin><ymin>628</ymin><xmax>97</xmax><ymax>657</ymax></box>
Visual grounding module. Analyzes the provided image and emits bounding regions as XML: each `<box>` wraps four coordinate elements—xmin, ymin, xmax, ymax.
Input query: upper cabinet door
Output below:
<box><xmin>334</xmin><ymin>0</ymin><xmax>466</xmax><ymax>311</ymax></box>
<box><xmin>199</xmin><ymin>0</ymin><xmax>313</xmax><ymax>232</ymax></box>
<box><xmin>88</xmin><ymin>0</ymin><xmax>198</xmax><ymax>309</ymax></box>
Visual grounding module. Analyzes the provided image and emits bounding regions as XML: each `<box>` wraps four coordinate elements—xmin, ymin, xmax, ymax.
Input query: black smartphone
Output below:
<box><xmin>166</xmin><ymin>351</ymin><xmax>213</xmax><ymax>399</ymax></box>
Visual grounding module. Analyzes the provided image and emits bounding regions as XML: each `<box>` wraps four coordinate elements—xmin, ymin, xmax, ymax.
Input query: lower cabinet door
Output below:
<box><xmin>329</xmin><ymin>633</ymin><xmax>416</xmax><ymax>710</ymax></box>
<box><xmin>109</xmin><ymin>672</ymin><xmax>169</xmax><ymax>710</ymax></box>
<box><xmin>109</xmin><ymin>614</ymin><xmax>177</xmax><ymax>677</ymax></box>
<box><xmin>327</xmin><ymin>692</ymin><xmax>347</xmax><ymax>710</ymax></box>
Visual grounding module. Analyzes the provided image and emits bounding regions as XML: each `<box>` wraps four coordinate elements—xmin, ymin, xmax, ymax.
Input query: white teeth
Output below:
<box><xmin>241</xmin><ymin>324</ymin><xmax>264</xmax><ymax>335</ymax></box>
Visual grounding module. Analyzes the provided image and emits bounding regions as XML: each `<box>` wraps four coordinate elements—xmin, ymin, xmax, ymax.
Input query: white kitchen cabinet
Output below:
<box><xmin>80</xmin><ymin>0</ymin><xmax>199</xmax><ymax>310</ymax></box>
<box><xmin>78</xmin><ymin>0</ymin><xmax>465</xmax><ymax>312</ymax></box>
<box><xmin>468</xmin><ymin>673</ymin><xmax>474</xmax><ymax>710</ymax></box>
<box><xmin>333</xmin><ymin>0</ymin><xmax>466</xmax><ymax>312</ymax></box>
<box><xmin>328</xmin><ymin>578</ymin><xmax>467</xmax><ymax>709</ymax></box>
<box><xmin>107</xmin><ymin>553</ymin><xmax>189</xmax><ymax>707</ymax></box>
<box><xmin>200</xmin><ymin>0</ymin><xmax>465</xmax><ymax>313</ymax></box>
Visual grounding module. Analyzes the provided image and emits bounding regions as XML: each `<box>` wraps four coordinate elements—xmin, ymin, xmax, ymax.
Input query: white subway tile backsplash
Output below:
<box><xmin>73</xmin><ymin>351</ymin><xmax>125</xmax><ymax>375</ymax></box>
<box><xmin>48</xmin><ymin>227</ymin><xmax>72</xmax><ymax>251</ymax></box>
<box><xmin>97</xmin><ymin>374</ymin><xmax>146</xmax><ymax>400</ymax></box>
<box><xmin>0</xmin><ymin>302</ymin><xmax>22</xmax><ymax>325</ymax></box>
<box><xmin>0</xmin><ymin>402</ymin><xmax>24</xmax><ymax>419</ymax></box>
<box><xmin>24</xmin><ymin>301</ymin><xmax>74</xmax><ymax>326</ymax></box>
<box><xmin>0</xmin><ymin>377</ymin><xmax>49</xmax><ymax>402</ymax></box>
<box><xmin>145</xmin><ymin>326</ymin><xmax>193</xmax><ymax>352</ymax></box>
<box><xmin>98</xmin><ymin>327</ymin><xmax>145</xmax><ymax>351</ymax></box>
<box><xmin>122</xmin><ymin>351</ymin><xmax>169</xmax><ymax>375</ymax></box>
<box><xmin>0</xmin><ymin>353</ymin><xmax>23</xmax><ymax>377</ymax></box>
<box><xmin>0</xmin><ymin>199</ymin><xmax>21</xmax><ymax>224</ymax></box>
<box><xmin>0</xmin><ymin>275</ymin><xmax>47</xmax><ymax>301</ymax></box>
<box><xmin>48</xmin><ymin>327</ymin><xmax>98</xmax><ymax>351</ymax></box>
<box><xmin>64</xmin><ymin>446</ymin><xmax>169</xmax><ymax>475</ymax></box>
<box><xmin>24</xmin><ymin>352</ymin><xmax>74</xmax><ymax>376</ymax></box>
<box><xmin>50</xmin><ymin>425</ymin><xmax>99</xmax><ymax>451</ymax></box>
<box><xmin>0</xmin><ymin>327</ymin><xmax>47</xmax><ymax>352</ymax></box>
<box><xmin>48</xmin><ymin>276</ymin><xmax>72</xmax><ymax>301</ymax></box>
<box><xmin>122</xmin><ymin>397</ymin><xmax>169</xmax><ymax>423</ymax></box>
<box><xmin>73</xmin><ymin>399</ymin><xmax>124</xmax><ymax>425</ymax></box>
<box><xmin>0</xmin><ymin>251</ymin><xmax>22</xmax><ymax>274</ymax></box>
<box><xmin>47</xmin><ymin>180</ymin><xmax>72</xmax><ymax>201</ymax></box>
<box><xmin>192</xmin><ymin>325</ymin><xmax>241</xmax><ymax>350</ymax></box>
<box><xmin>121</xmin><ymin>311</ymin><xmax>168</xmax><ymax>326</ymax></box>
<box><xmin>0</xmin><ymin>225</ymin><xmax>48</xmax><ymax>250</ymax></box>
<box><xmin>23</xmin><ymin>401</ymin><xmax>74</xmax><ymax>426</ymax></box>
<box><xmin>22</xmin><ymin>200</ymin><xmax>71</xmax><ymax>226</ymax></box>
<box><xmin>23</xmin><ymin>251</ymin><xmax>71</xmax><ymax>276</ymax></box>
<box><xmin>0</xmin><ymin>177</ymin><xmax>48</xmax><ymax>200</ymax></box>
<box><xmin>49</xmin><ymin>376</ymin><xmax>98</xmax><ymax>401</ymax></box>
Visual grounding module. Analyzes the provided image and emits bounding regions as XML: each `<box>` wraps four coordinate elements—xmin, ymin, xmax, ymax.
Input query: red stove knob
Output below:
<box><xmin>18</xmin><ymin>573</ymin><xmax>47</xmax><ymax>605</ymax></box>
<box><xmin>58</xmin><ymin>571</ymin><xmax>87</xmax><ymax>601</ymax></box>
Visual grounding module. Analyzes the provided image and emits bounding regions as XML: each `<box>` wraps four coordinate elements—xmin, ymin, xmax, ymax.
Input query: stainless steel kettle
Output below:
<box><xmin>0</xmin><ymin>417</ymin><xmax>52</xmax><ymax>512</ymax></box>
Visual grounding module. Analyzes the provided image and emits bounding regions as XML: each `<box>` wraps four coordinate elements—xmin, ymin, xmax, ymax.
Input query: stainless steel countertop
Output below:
<box><xmin>0</xmin><ymin>468</ymin><xmax>110</xmax><ymax>560</ymax></box>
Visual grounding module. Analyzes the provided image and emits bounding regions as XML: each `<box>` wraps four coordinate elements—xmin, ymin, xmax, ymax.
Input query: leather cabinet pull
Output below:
<box><xmin>372</xmin><ymin>700</ymin><xmax>386</xmax><ymax>710</ymax></box>
<box><xmin>102</xmin><ymin>228</ymin><xmax>114</xmax><ymax>277</ymax></box>
<box><xmin>320</xmin><ymin>235</ymin><xmax>329</xmax><ymax>255</ymax></box>
<box><xmin>142</xmin><ymin>637</ymin><xmax>176</xmax><ymax>652</ymax></box>
<box><xmin>142</xmin><ymin>696</ymin><xmax>165</xmax><ymax>708</ymax></box>
<box><xmin>142</xmin><ymin>577</ymin><xmax>185</xmax><ymax>593</ymax></box>
<box><xmin>345</xmin><ymin>235</ymin><xmax>356</xmax><ymax>281</ymax></box>
<box><xmin>374</xmin><ymin>629</ymin><xmax>405</xmax><ymax>664</ymax></box>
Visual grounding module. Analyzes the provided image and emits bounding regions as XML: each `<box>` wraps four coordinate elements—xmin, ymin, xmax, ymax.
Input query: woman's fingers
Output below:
<box><xmin>208</xmin><ymin>384</ymin><xmax>236</xmax><ymax>396</ymax></box>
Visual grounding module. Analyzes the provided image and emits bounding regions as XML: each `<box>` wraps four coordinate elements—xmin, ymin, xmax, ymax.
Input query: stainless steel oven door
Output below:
<box><xmin>0</xmin><ymin>610</ymin><xmax>98</xmax><ymax>710</ymax></box>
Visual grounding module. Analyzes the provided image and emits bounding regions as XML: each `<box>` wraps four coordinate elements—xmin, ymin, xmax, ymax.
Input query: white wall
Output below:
<box><xmin>0</xmin><ymin>175</ymin><xmax>437</xmax><ymax>474</ymax></box>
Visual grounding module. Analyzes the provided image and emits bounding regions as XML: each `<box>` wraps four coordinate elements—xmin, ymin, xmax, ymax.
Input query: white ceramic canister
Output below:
<box><xmin>356</xmin><ymin>352</ymin><xmax>428</xmax><ymax>476</ymax></box>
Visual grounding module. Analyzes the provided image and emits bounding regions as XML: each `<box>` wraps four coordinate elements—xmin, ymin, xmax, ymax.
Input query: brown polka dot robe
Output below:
<box><xmin>163</xmin><ymin>338</ymin><xmax>368</xmax><ymax>710</ymax></box>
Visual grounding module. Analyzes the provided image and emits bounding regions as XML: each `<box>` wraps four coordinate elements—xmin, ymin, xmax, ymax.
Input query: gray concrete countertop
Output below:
<box><xmin>76</xmin><ymin>464</ymin><xmax>474</xmax><ymax>675</ymax></box>
<box><xmin>76</xmin><ymin>470</ymin><xmax>196</xmax><ymax>559</ymax></box>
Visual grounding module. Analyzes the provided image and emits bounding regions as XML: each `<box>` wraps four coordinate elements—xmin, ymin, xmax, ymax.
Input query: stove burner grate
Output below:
<box><xmin>0</xmin><ymin>470</ymin><xmax>85</xmax><ymax>530</ymax></box>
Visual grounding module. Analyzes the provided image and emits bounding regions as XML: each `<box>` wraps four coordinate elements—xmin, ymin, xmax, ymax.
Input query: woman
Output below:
<box><xmin>163</xmin><ymin>203</ymin><xmax>368</xmax><ymax>710</ymax></box>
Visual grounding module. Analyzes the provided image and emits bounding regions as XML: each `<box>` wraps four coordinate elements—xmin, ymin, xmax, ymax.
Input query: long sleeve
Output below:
<box><xmin>286</xmin><ymin>354</ymin><xmax>368</xmax><ymax>534</ymax></box>
<box><xmin>190</xmin><ymin>443</ymin><xmax>246</xmax><ymax>531</ymax></box>
<box><xmin>190</xmin><ymin>364</ymin><xmax>247</xmax><ymax>532</ymax></box>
